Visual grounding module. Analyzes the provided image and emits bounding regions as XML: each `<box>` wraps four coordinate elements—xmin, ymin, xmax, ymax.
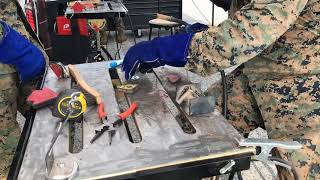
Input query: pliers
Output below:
<box><xmin>90</xmin><ymin>102</ymin><xmax>138</xmax><ymax>145</ymax></box>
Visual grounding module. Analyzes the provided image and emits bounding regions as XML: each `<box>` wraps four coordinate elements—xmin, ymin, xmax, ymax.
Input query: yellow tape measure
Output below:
<box><xmin>57</xmin><ymin>92</ymin><xmax>87</xmax><ymax>119</ymax></box>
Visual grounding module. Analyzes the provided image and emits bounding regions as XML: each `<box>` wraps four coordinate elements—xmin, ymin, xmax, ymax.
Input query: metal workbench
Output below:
<box><xmin>16</xmin><ymin>62</ymin><xmax>255</xmax><ymax>179</ymax></box>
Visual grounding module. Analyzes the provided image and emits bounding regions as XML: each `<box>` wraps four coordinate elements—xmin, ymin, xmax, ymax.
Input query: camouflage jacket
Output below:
<box><xmin>0</xmin><ymin>0</ymin><xmax>48</xmax><ymax>75</ymax></box>
<box><xmin>186</xmin><ymin>0</ymin><xmax>319</xmax><ymax>81</ymax></box>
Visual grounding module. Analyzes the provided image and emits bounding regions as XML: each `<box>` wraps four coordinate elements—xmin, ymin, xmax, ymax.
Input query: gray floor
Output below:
<box><xmin>17</xmin><ymin>29</ymin><xmax>277</xmax><ymax>180</ymax></box>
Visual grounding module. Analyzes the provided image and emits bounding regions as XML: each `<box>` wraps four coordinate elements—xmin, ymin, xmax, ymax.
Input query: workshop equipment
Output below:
<box><xmin>65</xmin><ymin>1</ymin><xmax>128</xmax><ymax>19</ymax></box>
<box><xmin>45</xmin><ymin>92</ymin><xmax>85</xmax><ymax>180</ymax></box>
<box><xmin>65</xmin><ymin>0</ymin><xmax>131</xmax><ymax>61</ymax></box>
<box><xmin>50</xmin><ymin>62</ymin><xmax>107</xmax><ymax>120</ymax></box>
<box><xmin>176</xmin><ymin>84</ymin><xmax>202</xmax><ymax>104</ymax></box>
<box><xmin>238</xmin><ymin>138</ymin><xmax>302</xmax><ymax>180</ymax></box>
<box><xmin>176</xmin><ymin>84</ymin><xmax>216</xmax><ymax>115</ymax></box>
<box><xmin>187</xmin><ymin>96</ymin><xmax>216</xmax><ymax>116</ymax></box>
<box><xmin>238</xmin><ymin>138</ymin><xmax>302</xmax><ymax>163</ymax></box>
<box><xmin>27</xmin><ymin>87</ymin><xmax>59</xmax><ymax>109</ymax></box>
<box><xmin>90</xmin><ymin>102</ymin><xmax>138</xmax><ymax>144</ymax></box>
<box><xmin>88</xmin><ymin>18</ymin><xmax>107</xmax><ymax>62</ymax></box>
<box><xmin>17</xmin><ymin>63</ymin><xmax>256</xmax><ymax>180</ymax></box>
<box><xmin>56</xmin><ymin>16</ymin><xmax>72</xmax><ymax>36</ymax></box>
<box><xmin>115</xmin><ymin>84</ymin><xmax>139</xmax><ymax>94</ymax></box>
<box><xmin>68</xmin><ymin>64</ymin><xmax>107</xmax><ymax>120</ymax></box>
<box><xmin>51</xmin><ymin>90</ymin><xmax>87</xmax><ymax>119</ymax></box>
<box><xmin>122</xmin><ymin>0</ymin><xmax>182</xmax><ymax>30</ymax></box>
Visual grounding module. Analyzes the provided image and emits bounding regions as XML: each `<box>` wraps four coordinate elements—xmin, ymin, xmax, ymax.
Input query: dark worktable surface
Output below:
<box><xmin>18</xmin><ymin>62</ymin><xmax>255</xmax><ymax>179</ymax></box>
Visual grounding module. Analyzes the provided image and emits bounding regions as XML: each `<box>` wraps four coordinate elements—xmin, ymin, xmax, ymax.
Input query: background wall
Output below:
<box><xmin>182</xmin><ymin>0</ymin><xmax>228</xmax><ymax>25</ymax></box>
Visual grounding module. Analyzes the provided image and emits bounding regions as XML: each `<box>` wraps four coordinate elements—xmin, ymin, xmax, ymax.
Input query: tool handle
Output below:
<box><xmin>118</xmin><ymin>102</ymin><xmax>138</xmax><ymax>120</ymax></box>
<box><xmin>156</xmin><ymin>13</ymin><xmax>188</xmax><ymax>26</ymax></box>
<box><xmin>68</xmin><ymin>64</ymin><xmax>102</xmax><ymax>104</ymax></box>
<box><xmin>98</xmin><ymin>102</ymin><xmax>107</xmax><ymax>120</ymax></box>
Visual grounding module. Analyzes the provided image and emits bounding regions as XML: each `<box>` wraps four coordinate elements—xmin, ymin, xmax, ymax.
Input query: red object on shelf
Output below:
<box><xmin>56</xmin><ymin>16</ymin><xmax>72</xmax><ymax>36</ymax></box>
<box><xmin>71</xmin><ymin>2</ymin><xmax>85</xmax><ymax>13</ymax></box>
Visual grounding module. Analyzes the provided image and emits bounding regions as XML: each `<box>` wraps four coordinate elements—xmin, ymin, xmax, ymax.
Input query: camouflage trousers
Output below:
<box><xmin>0</xmin><ymin>73</ymin><xmax>36</xmax><ymax>179</ymax></box>
<box><xmin>206</xmin><ymin>66</ymin><xmax>320</xmax><ymax>180</ymax></box>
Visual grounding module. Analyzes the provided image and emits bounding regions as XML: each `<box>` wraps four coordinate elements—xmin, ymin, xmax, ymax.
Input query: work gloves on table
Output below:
<box><xmin>122</xmin><ymin>23</ymin><xmax>209</xmax><ymax>80</ymax></box>
<box><xmin>0</xmin><ymin>21</ymin><xmax>46</xmax><ymax>83</ymax></box>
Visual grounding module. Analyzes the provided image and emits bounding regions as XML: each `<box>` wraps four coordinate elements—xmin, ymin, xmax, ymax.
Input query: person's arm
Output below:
<box><xmin>0</xmin><ymin>23</ymin><xmax>3</xmax><ymax>41</ymax></box>
<box><xmin>186</xmin><ymin>0</ymin><xmax>308</xmax><ymax>76</ymax></box>
<box><xmin>0</xmin><ymin>21</ymin><xmax>46</xmax><ymax>83</ymax></box>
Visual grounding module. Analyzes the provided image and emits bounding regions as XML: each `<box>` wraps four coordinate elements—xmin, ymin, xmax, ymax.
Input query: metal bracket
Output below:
<box><xmin>46</xmin><ymin>158</ymin><xmax>78</xmax><ymax>180</ymax></box>
<box><xmin>237</xmin><ymin>138</ymin><xmax>302</xmax><ymax>162</ymax></box>
<box><xmin>219</xmin><ymin>160</ymin><xmax>235</xmax><ymax>174</ymax></box>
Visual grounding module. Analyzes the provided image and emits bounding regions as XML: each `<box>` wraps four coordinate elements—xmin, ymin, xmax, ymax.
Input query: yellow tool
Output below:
<box><xmin>52</xmin><ymin>90</ymin><xmax>87</xmax><ymax>119</ymax></box>
<box><xmin>57</xmin><ymin>92</ymin><xmax>86</xmax><ymax>119</ymax></box>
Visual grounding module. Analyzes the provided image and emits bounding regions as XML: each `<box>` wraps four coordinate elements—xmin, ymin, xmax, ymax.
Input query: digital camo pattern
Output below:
<box><xmin>0</xmin><ymin>0</ymin><xmax>46</xmax><ymax>179</ymax></box>
<box><xmin>0</xmin><ymin>74</ymin><xmax>19</xmax><ymax>180</ymax></box>
<box><xmin>0</xmin><ymin>24</ymin><xmax>3</xmax><ymax>38</ymax></box>
<box><xmin>0</xmin><ymin>0</ymin><xmax>48</xmax><ymax>75</ymax></box>
<box><xmin>0</xmin><ymin>74</ymin><xmax>37</xmax><ymax>179</ymax></box>
<box><xmin>205</xmin><ymin>65</ymin><xmax>265</xmax><ymax>136</ymax></box>
<box><xmin>186</xmin><ymin>0</ymin><xmax>319</xmax><ymax>179</ymax></box>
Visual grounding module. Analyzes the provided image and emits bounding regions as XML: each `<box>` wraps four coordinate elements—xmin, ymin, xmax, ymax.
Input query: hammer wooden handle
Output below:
<box><xmin>68</xmin><ymin>64</ymin><xmax>102</xmax><ymax>104</ymax></box>
<box><xmin>156</xmin><ymin>13</ymin><xmax>188</xmax><ymax>26</ymax></box>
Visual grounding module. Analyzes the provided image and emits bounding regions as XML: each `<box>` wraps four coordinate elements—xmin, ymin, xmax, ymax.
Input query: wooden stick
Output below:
<box><xmin>156</xmin><ymin>13</ymin><xmax>189</xmax><ymax>26</ymax></box>
<box><xmin>68</xmin><ymin>64</ymin><xmax>102</xmax><ymax>104</ymax></box>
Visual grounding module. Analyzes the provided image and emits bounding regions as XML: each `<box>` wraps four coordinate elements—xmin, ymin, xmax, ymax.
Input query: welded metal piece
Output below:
<box><xmin>46</xmin><ymin>158</ymin><xmax>78</xmax><ymax>180</ymax></box>
<box><xmin>182</xmin><ymin>96</ymin><xmax>216</xmax><ymax>116</ymax></box>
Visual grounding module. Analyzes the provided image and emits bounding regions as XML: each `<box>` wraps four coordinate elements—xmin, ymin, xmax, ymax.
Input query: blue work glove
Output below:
<box><xmin>186</xmin><ymin>23</ymin><xmax>209</xmax><ymax>33</ymax></box>
<box><xmin>122</xmin><ymin>33</ymin><xmax>194</xmax><ymax>80</ymax></box>
<box><xmin>0</xmin><ymin>21</ymin><xmax>46</xmax><ymax>83</ymax></box>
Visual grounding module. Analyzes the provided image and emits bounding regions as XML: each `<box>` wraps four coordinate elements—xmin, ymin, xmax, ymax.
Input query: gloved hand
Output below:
<box><xmin>186</xmin><ymin>23</ymin><xmax>208</xmax><ymax>33</ymax></box>
<box><xmin>0</xmin><ymin>21</ymin><xmax>46</xmax><ymax>83</ymax></box>
<box><xmin>122</xmin><ymin>33</ymin><xmax>194</xmax><ymax>80</ymax></box>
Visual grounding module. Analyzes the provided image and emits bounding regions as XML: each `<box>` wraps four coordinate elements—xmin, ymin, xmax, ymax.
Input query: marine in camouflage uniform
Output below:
<box><xmin>0</xmin><ymin>0</ymin><xmax>48</xmax><ymax>179</ymax></box>
<box><xmin>186</xmin><ymin>0</ymin><xmax>319</xmax><ymax>179</ymax></box>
